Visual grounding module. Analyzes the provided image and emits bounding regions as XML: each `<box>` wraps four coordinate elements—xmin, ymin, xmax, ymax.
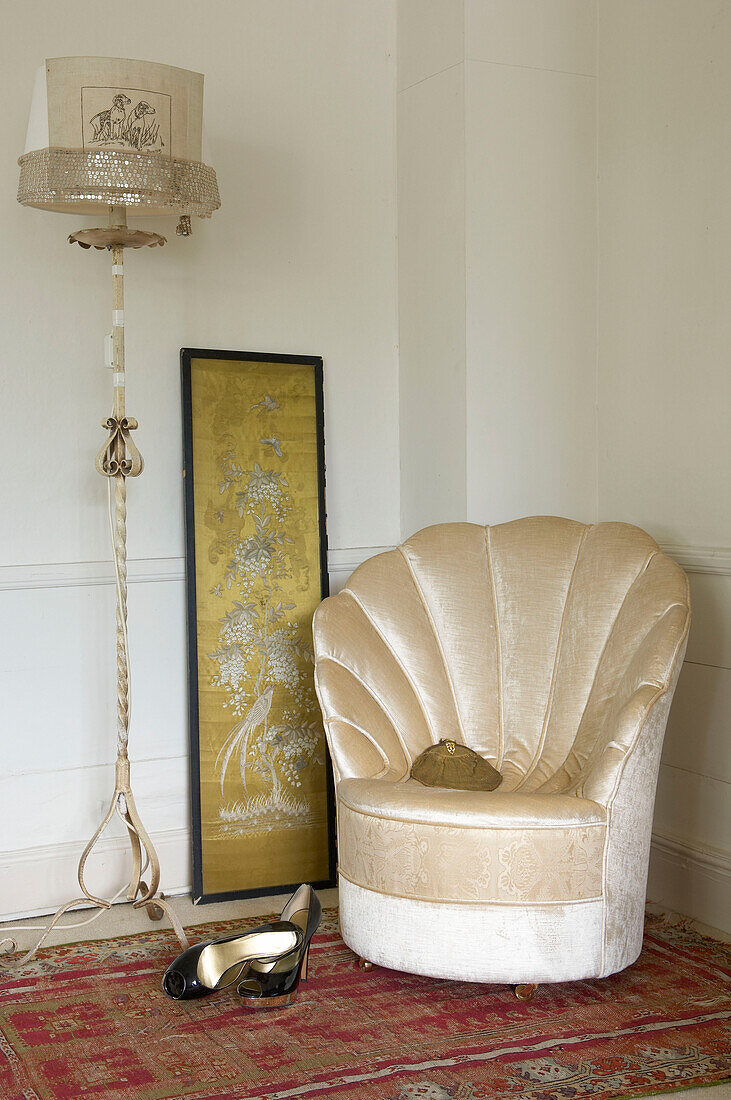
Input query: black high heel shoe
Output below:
<box><xmin>236</xmin><ymin>884</ymin><xmax>322</xmax><ymax>1008</ymax></box>
<box><xmin>162</xmin><ymin>921</ymin><xmax>303</xmax><ymax>1000</ymax></box>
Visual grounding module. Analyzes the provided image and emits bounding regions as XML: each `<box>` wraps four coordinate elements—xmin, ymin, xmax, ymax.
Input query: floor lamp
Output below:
<box><xmin>1</xmin><ymin>56</ymin><xmax>220</xmax><ymax>966</ymax></box>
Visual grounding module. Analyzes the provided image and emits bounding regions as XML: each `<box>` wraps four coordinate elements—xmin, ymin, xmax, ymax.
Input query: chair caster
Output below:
<box><xmin>357</xmin><ymin>957</ymin><xmax>374</xmax><ymax>971</ymax></box>
<box><xmin>514</xmin><ymin>983</ymin><xmax>538</xmax><ymax>1001</ymax></box>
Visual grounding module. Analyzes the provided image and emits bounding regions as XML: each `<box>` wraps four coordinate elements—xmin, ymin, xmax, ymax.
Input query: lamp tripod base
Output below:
<box><xmin>0</xmin><ymin>757</ymin><xmax>190</xmax><ymax>969</ymax></box>
<box><xmin>0</xmin><ymin>761</ymin><xmax>190</xmax><ymax>969</ymax></box>
<box><xmin>0</xmin><ymin>773</ymin><xmax>190</xmax><ymax>969</ymax></box>
<box><xmin>78</xmin><ymin>757</ymin><xmax>176</xmax><ymax>928</ymax></box>
<box><xmin>90</xmin><ymin>767</ymin><xmax>189</xmax><ymax>942</ymax></box>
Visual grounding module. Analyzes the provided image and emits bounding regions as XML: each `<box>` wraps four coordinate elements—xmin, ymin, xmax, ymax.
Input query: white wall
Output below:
<box><xmin>464</xmin><ymin>0</ymin><xmax>597</xmax><ymax>525</ymax></box>
<box><xmin>597</xmin><ymin>0</ymin><xmax>731</xmax><ymax>930</ymax></box>
<box><xmin>398</xmin><ymin>0</ymin><xmax>467</xmax><ymax>538</ymax></box>
<box><xmin>397</xmin><ymin>0</ymin><xmax>597</xmax><ymax>536</ymax></box>
<box><xmin>0</xmin><ymin>0</ymin><xmax>399</xmax><ymax>918</ymax></box>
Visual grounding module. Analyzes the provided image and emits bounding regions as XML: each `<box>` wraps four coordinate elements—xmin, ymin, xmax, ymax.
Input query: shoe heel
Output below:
<box><xmin>301</xmin><ymin>945</ymin><xmax>310</xmax><ymax>983</ymax></box>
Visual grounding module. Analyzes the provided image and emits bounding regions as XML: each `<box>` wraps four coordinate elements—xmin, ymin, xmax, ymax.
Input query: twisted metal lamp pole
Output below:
<box><xmin>78</xmin><ymin>209</ymin><xmax>174</xmax><ymax>926</ymax></box>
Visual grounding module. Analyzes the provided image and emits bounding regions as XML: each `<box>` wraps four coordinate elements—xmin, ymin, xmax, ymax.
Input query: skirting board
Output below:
<box><xmin>2</xmin><ymin>827</ymin><xmax>729</xmax><ymax>931</ymax></box>
<box><xmin>0</xmin><ymin>827</ymin><xmax>193</xmax><ymax>923</ymax></box>
<box><xmin>646</xmin><ymin>831</ymin><xmax>731</xmax><ymax>934</ymax></box>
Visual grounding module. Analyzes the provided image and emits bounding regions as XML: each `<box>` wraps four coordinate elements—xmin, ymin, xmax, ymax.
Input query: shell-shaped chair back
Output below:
<box><xmin>313</xmin><ymin>517</ymin><xmax>689</xmax><ymax>793</ymax></box>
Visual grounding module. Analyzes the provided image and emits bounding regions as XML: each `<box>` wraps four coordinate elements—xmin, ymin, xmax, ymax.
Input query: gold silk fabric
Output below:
<box><xmin>313</xmin><ymin>517</ymin><xmax>690</xmax><ymax>984</ymax></box>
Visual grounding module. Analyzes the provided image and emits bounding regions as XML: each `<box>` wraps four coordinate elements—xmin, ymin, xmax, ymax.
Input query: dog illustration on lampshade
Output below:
<box><xmin>126</xmin><ymin>100</ymin><xmax>159</xmax><ymax>148</ymax></box>
<box><xmin>89</xmin><ymin>93</ymin><xmax>131</xmax><ymax>142</ymax></box>
<box><xmin>86</xmin><ymin>89</ymin><xmax>165</xmax><ymax>151</ymax></box>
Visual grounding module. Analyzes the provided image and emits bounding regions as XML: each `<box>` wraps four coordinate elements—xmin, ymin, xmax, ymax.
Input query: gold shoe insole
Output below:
<box><xmin>196</xmin><ymin>928</ymin><xmax>300</xmax><ymax>989</ymax></box>
<box><xmin>249</xmin><ymin>910</ymin><xmax>308</xmax><ymax>976</ymax></box>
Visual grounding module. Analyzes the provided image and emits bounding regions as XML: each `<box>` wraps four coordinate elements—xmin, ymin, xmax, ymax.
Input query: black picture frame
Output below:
<box><xmin>181</xmin><ymin>348</ymin><xmax>336</xmax><ymax>904</ymax></box>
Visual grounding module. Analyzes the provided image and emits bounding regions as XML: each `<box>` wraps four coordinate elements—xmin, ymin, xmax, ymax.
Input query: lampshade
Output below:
<box><xmin>18</xmin><ymin>56</ymin><xmax>220</xmax><ymax>219</ymax></box>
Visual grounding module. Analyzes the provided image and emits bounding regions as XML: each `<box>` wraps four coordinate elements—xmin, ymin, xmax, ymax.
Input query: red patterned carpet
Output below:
<box><xmin>0</xmin><ymin>908</ymin><xmax>729</xmax><ymax>1100</ymax></box>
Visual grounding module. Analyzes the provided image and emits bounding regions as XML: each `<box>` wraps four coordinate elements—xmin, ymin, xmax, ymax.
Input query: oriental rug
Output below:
<box><xmin>0</xmin><ymin>908</ymin><xmax>728</xmax><ymax>1100</ymax></box>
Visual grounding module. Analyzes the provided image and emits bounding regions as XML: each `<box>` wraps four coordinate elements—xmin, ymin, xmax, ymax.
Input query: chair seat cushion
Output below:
<box><xmin>337</xmin><ymin>778</ymin><xmax>607</xmax><ymax>906</ymax></box>
<box><xmin>338</xmin><ymin>778</ymin><xmax>606</xmax><ymax>827</ymax></box>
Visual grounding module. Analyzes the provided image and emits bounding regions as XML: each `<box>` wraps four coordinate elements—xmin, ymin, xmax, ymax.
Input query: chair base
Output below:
<box><xmin>357</xmin><ymin>956</ymin><xmax>373</xmax><ymax>971</ymax></box>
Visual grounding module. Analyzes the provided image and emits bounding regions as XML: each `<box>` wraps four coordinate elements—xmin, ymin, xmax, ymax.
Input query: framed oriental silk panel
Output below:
<box><xmin>181</xmin><ymin>349</ymin><xmax>335</xmax><ymax>903</ymax></box>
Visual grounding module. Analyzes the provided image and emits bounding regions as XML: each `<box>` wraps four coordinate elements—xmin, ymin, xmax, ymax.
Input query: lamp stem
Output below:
<box><xmin>111</xmin><ymin>237</ymin><xmax>129</xmax><ymax>754</ymax></box>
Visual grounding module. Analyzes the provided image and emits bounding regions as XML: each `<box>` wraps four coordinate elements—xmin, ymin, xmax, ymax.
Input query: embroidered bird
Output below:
<box><xmin>251</xmin><ymin>394</ymin><xmax>280</xmax><ymax>411</ymax></box>
<box><xmin>215</xmin><ymin>685</ymin><xmax>275</xmax><ymax>796</ymax></box>
<box><xmin>260</xmin><ymin>437</ymin><xmax>283</xmax><ymax>457</ymax></box>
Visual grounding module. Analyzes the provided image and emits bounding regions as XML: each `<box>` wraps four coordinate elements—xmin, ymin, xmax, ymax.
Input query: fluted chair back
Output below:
<box><xmin>314</xmin><ymin>517</ymin><xmax>689</xmax><ymax>798</ymax></box>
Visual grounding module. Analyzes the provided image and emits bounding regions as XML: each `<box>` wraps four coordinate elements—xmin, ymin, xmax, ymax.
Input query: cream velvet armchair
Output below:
<box><xmin>313</xmin><ymin>518</ymin><xmax>690</xmax><ymax>994</ymax></box>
